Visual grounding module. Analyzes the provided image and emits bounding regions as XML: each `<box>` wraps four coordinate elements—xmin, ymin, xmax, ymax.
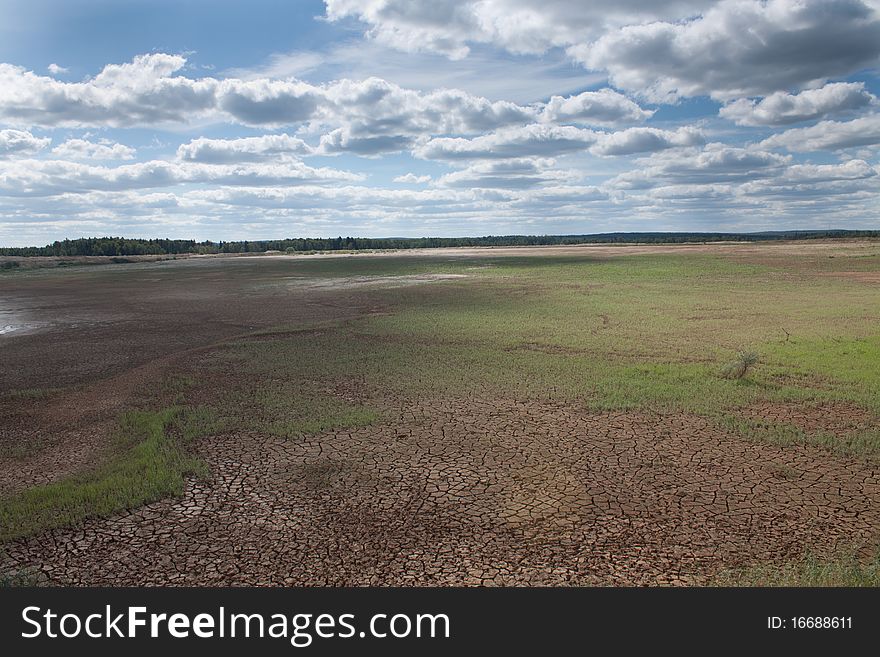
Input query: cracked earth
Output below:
<box><xmin>2</xmin><ymin>245</ymin><xmax>879</xmax><ymax>586</ymax></box>
<box><xmin>5</xmin><ymin>391</ymin><xmax>879</xmax><ymax>586</ymax></box>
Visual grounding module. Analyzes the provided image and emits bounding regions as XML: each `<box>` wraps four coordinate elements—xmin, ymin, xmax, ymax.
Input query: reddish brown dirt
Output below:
<box><xmin>821</xmin><ymin>271</ymin><xmax>880</xmax><ymax>284</ymax></box>
<box><xmin>2</xmin><ymin>243</ymin><xmax>879</xmax><ymax>586</ymax></box>
<box><xmin>739</xmin><ymin>402</ymin><xmax>875</xmax><ymax>435</ymax></box>
<box><xmin>4</xmin><ymin>392</ymin><xmax>879</xmax><ymax>586</ymax></box>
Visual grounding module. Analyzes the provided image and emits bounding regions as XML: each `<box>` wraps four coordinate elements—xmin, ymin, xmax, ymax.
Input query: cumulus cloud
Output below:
<box><xmin>317</xmin><ymin>127</ymin><xmax>415</xmax><ymax>156</ymax></box>
<box><xmin>51</xmin><ymin>138</ymin><xmax>136</xmax><ymax>160</ymax></box>
<box><xmin>720</xmin><ymin>82</ymin><xmax>877</xmax><ymax>126</ymax></box>
<box><xmin>737</xmin><ymin>160</ymin><xmax>879</xmax><ymax>200</ymax></box>
<box><xmin>176</xmin><ymin>134</ymin><xmax>313</xmax><ymax>163</ymax></box>
<box><xmin>590</xmin><ymin>126</ymin><xmax>704</xmax><ymax>156</ymax></box>
<box><xmin>0</xmin><ymin>158</ymin><xmax>363</xmax><ymax>197</ymax></box>
<box><xmin>609</xmin><ymin>143</ymin><xmax>791</xmax><ymax>189</ymax></box>
<box><xmin>0</xmin><ymin>56</ymin><xmax>536</xmax><ymax>155</ymax></box>
<box><xmin>47</xmin><ymin>63</ymin><xmax>69</xmax><ymax>75</ymax></box>
<box><xmin>777</xmin><ymin>159</ymin><xmax>878</xmax><ymax>184</ymax></box>
<box><xmin>314</xmin><ymin>77</ymin><xmax>534</xmax><ymax>141</ymax></box>
<box><xmin>216</xmin><ymin>78</ymin><xmax>322</xmax><ymax>126</ymax></box>
<box><xmin>0</xmin><ymin>54</ymin><xmax>219</xmax><ymax>127</ymax></box>
<box><xmin>415</xmin><ymin>124</ymin><xmax>597</xmax><ymax>160</ymax></box>
<box><xmin>575</xmin><ymin>0</ymin><xmax>880</xmax><ymax>102</ymax></box>
<box><xmin>416</xmin><ymin>124</ymin><xmax>702</xmax><ymax>160</ymax></box>
<box><xmin>327</xmin><ymin>1</ymin><xmax>880</xmax><ymax>103</ymax></box>
<box><xmin>540</xmin><ymin>88</ymin><xmax>653</xmax><ymax>126</ymax></box>
<box><xmin>393</xmin><ymin>173</ymin><xmax>432</xmax><ymax>183</ymax></box>
<box><xmin>324</xmin><ymin>0</ymin><xmax>716</xmax><ymax>59</ymax></box>
<box><xmin>436</xmin><ymin>157</ymin><xmax>579</xmax><ymax>189</ymax></box>
<box><xmin>759</xmin><ymin>113</ymin><xmax>880</xmax><ymax>151</ymax></box>
<box><xmin>0</xmin><ymin>129</ymin><xmax>51</xmax><ymax>158</ymax></box>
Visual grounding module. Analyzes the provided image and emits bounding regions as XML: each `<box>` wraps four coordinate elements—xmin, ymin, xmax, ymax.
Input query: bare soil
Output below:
<box><xmin>4</xmin><ymin>390</ymin><xmax>878</xmax><ymax>585</ymax></box>
<box><xmin>2</xmin><ymin>242</ymin><xmax>879</xmax><ymax>585</ymax></box>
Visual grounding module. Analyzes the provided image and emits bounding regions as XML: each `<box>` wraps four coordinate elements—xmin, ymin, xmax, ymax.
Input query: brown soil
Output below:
<box><xmin>739</xmin><ymin>402</ymin><xmax>875</xmax><ymax>435</ymax></box>
<box><xmin>2</xmin><ymin>242</ymin><xmax>879</xmax><ymax>586</ymax></box>
<box><xmin>821</xmin><ymin>271</ymin><xmax>880</xmax><ymax>284</ymax></box>
<box><xmin>3</xmin><ymin>391</ymin><xmax>879</xmax><ymax>586</ymax></box>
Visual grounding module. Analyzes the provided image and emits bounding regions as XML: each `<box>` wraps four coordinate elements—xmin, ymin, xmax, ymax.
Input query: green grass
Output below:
<box><xmin>198</xmin><ymin>368</ymin><xmax>380</xmax><ymax>439</ymax></box>
<box><xmin>715</xmin><ymin>415</ymin><xmax>880</xmax><ymax>460</ymax></box>
<box><xmin>212</xmin><ymin>249</ymin><xmax>878</xmax><ymax>453</ymax></box>
<box><xmin>6</xmin><ymin>246</ymin><xmax>879</xmax><ymax>545</ymax></box>
<box><xmin>1</xmin><ymin>387</ymin><xmax>62</xmax><ymax>400</ymax></box>
<box><xmin>715</xmin><ymin>551</ymin><xmax>880</xmax><ymax>586</ymax></box>
<box><xmin>0</xmin><ymin>406</ymin><xmax>214</xmax><ymax>543</ymax></box>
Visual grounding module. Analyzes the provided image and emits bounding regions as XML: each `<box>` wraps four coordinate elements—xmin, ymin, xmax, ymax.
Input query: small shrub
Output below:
<box><xmin>721</xmin><ymin>351</ymin><xmax>759</xmax><ymax>380</ymax></box>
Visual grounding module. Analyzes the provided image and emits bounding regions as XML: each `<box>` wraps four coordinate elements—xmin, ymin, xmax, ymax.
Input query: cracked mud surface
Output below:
<box><xmin>3</xmin><ymin>243</ymin><xmax>879</xmax><ymax>586</ymax></box>
<box><xmin>5</xmin><ymin>393</ymin><xmax>879</xmax><ymax>586</ymax></box>
<box><xmin>739</xmin><ymin>402</ymin><xmax>874</xmax><ymax>435</ymax></box>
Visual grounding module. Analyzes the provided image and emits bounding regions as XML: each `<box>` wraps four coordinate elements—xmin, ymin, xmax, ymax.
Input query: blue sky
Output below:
<box><xmin>0</xmin><ymin>0</ymin><xmax>878</xmax><ymax>245</ymax></box>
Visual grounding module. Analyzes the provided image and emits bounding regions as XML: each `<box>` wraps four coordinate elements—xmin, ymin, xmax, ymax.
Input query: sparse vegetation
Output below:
<box><xmin>720</xmin><ymin>351</ymin><xmax>760</xmax><ymax>380</ymax></box>
<box><xmin>0</xmin><ymin>564</ymin><xmax>43</xmax><ymax>587</ymax></box>
<box><xmin>715</xmin><ymin>551</ymin><xmax>880</xmax><ymax>587</ymax></box>
<box><xmin>0</xmin><ymin>405</ymin><xmax>214</xmax><ymax>542</ymax></box>
<box><xmin>2</xmin><ymin>242</ymin><xmax>878</xmax><ymax>586</ymax></box>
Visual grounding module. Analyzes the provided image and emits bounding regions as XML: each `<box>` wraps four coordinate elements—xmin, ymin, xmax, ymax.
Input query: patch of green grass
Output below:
<box><xmin>762</xmin><ymin>336</ymin><xmax>880</xmax><ymax>414</ymax></box>
<box><xmin>266</xmin><ymin>404</ymin><xmax>378</xmax><ymax>438</ymax></box>
<box><xmin>715</xmin><ymin>551</ymin><xmax>880</xmax><ymax>586</ymax></box>
<box><xmin>715</xmin><ymin>415</ymin><xmax>880</xmax><ymax>460</ymax></box>
<box><xmin>0</xmin><ymin>406</ymin><xmax>215</xmax><ymax>543</ymax></box>
<box><xmin>205</xmin><ymin>249</ymin><xmax>878</xmax><ymax>456</ymax></box>
<box><xmin>204</xmin><ymin>375</ymin><xmax>380</xmax><ymax>440</ymax></box>
<box><xmin>2</xmin><ymin>387</ymin><xmax>62</xmax><ymax>400</ymax></box>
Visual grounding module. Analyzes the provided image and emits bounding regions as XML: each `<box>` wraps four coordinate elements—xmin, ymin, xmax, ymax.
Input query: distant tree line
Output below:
<box><xmin>2</xmin><ymin>230</ymin><xmax>878</xmax><ymax>257</ymax></box>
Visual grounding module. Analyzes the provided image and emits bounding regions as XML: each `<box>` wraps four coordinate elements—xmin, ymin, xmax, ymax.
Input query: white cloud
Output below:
<box><xmin>416</xmin><ymin>124</ymin><xmax>702</xmax><ymax>160</ymax></box>
<box><xmin>576</xmin><ymin>0</ymin><xmax>880</xmax><ymax>102</ymax></box>
<box><xmin>590</xmin><ymin>126</ymin><xmax>704</xmax><ymax>156</ymax></box>
<box><xmin>415</xmin><ymin>124</ymin><xmax>596</xmax><ymax>160</ymax></box>
<box><xmin>228</xmin><ymin>40</ymin><xmax>604</xmax><ymax>104</ymax></box>
<box><xmin>0</xmin><ymin>158</ymin><xmax>364</xmax><ymax>197</ymax></box>
<box><xmin>0</xmin><ymin>56</ymin><xmax>536</xmax><ymax>154</ymax></box>
<box><xmin>0</xmin><ymin>129</ymin><xmax>51</xmax><ymax>158</ymax></box>
<box><xmin>720</xmin><ymin>82</ymin><xmax>877</xmax><ymax>126</ymax></box>
<box><xmin>737</xmin><ymin>160</ymin><xmax>879</xmax><ymax>199</ymax></box>
<box><xmin>540</xmin><ymin>88</ymin><xmax>653</xmax><ymax>126</ymax></box>
<box><xmin>327</xmin><ymin>1</ymin><xmax>880</xmax><ymax>103</ymax></box>
<box><xmin>609</xmin><ymin>143</ymin><xmax>791</xmax><ymax>189</ymax></box>
<box><xmin>47</xmin><ymin>63</ymin><xmax>69</xmax><ymax>75</ymax></box>
<box><xmin>324</xmin><ymin>1</ymin><xmax>716</xmax><ymax>59</ymax></box>
<box><xmin>0</xmin><ymin>55</ymin><xmax>535</xmax><ymax>135</ymax></box>
<box><xmin>51</xmin><ymin>138</ymin><xmax>136</xmax><ymax>161</ymax></box>
<box><xmin>0</xmin><ymin>54</ymin><xmax>218</xmax><ymax>127</ymax></box>
<box><xmin>176</xmin><ymin>134</ymin><xmax>313</xmax><ymax>163</ymax></box>
<box><xmin>316</xmin><ymin>76</ymin><xmax>535</xmax><ymax>136</ymax></box>
<box><xmin>393</xmin><ymin>173</ymin><xmax>432</xmax><ymax>183</ymax></box>
<box><xmin>777</xmin><ymin>159</ymin><xmax>878</xmax><ymax>184</ymax></box>
<box><xmin>317</xmin><ymin>127</ymin><xmax>416</xmax><ymax>156</ymax></box>
<box><xmin>759</xmin><ymin>113</ymin><xmax>880</xmax><ymax>151</ymax></box>
<box><xmin>436</xmin><ymin>157</ymin><xmax>580</xmax><ymax>189</ymax></box>
<box><xmin>216</xmin><ymin>77</ymin><xmax>323</xmax><ymax>126</ymax></box>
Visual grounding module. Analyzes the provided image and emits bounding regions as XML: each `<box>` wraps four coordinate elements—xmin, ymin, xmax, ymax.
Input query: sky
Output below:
<box><xmin>0</xmin><ymin>0</ymin><xmax>879</xmax><ymax>245</ymax></box>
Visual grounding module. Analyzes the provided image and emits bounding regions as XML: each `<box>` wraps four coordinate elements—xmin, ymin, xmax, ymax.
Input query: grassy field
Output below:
<box><xmin>2</xmin><ymin>242</ymin><xmax>878</xmax><ymax>585</ymax></box>
<box><xmin>0</xmin><ymin>405</ymin><xmax>213</xmax><ymax>542</ymax></box>
<box><xmin>216</xmin><ymin>249</ymin><xmax>879</xmax><ymax>435</ymax></box>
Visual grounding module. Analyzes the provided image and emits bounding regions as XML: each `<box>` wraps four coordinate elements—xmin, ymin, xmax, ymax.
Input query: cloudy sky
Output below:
<box><xmin>1</xmin><ymin>0</ymin><xmax>879</xmax><ymax>245</ymax></box>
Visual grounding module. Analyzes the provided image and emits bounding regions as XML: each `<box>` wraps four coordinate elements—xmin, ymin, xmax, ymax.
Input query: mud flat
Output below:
<box><xmin>1</xmin><ymin>240</ymin><xmax>878</xmax><ymax>585</ymax></box>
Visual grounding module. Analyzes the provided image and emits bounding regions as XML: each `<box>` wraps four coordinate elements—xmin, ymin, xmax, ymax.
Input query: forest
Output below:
<box><xmin>2</xmin><ymin>230</ymin><xmax>878</xmax><ymax>257</ymax></box>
